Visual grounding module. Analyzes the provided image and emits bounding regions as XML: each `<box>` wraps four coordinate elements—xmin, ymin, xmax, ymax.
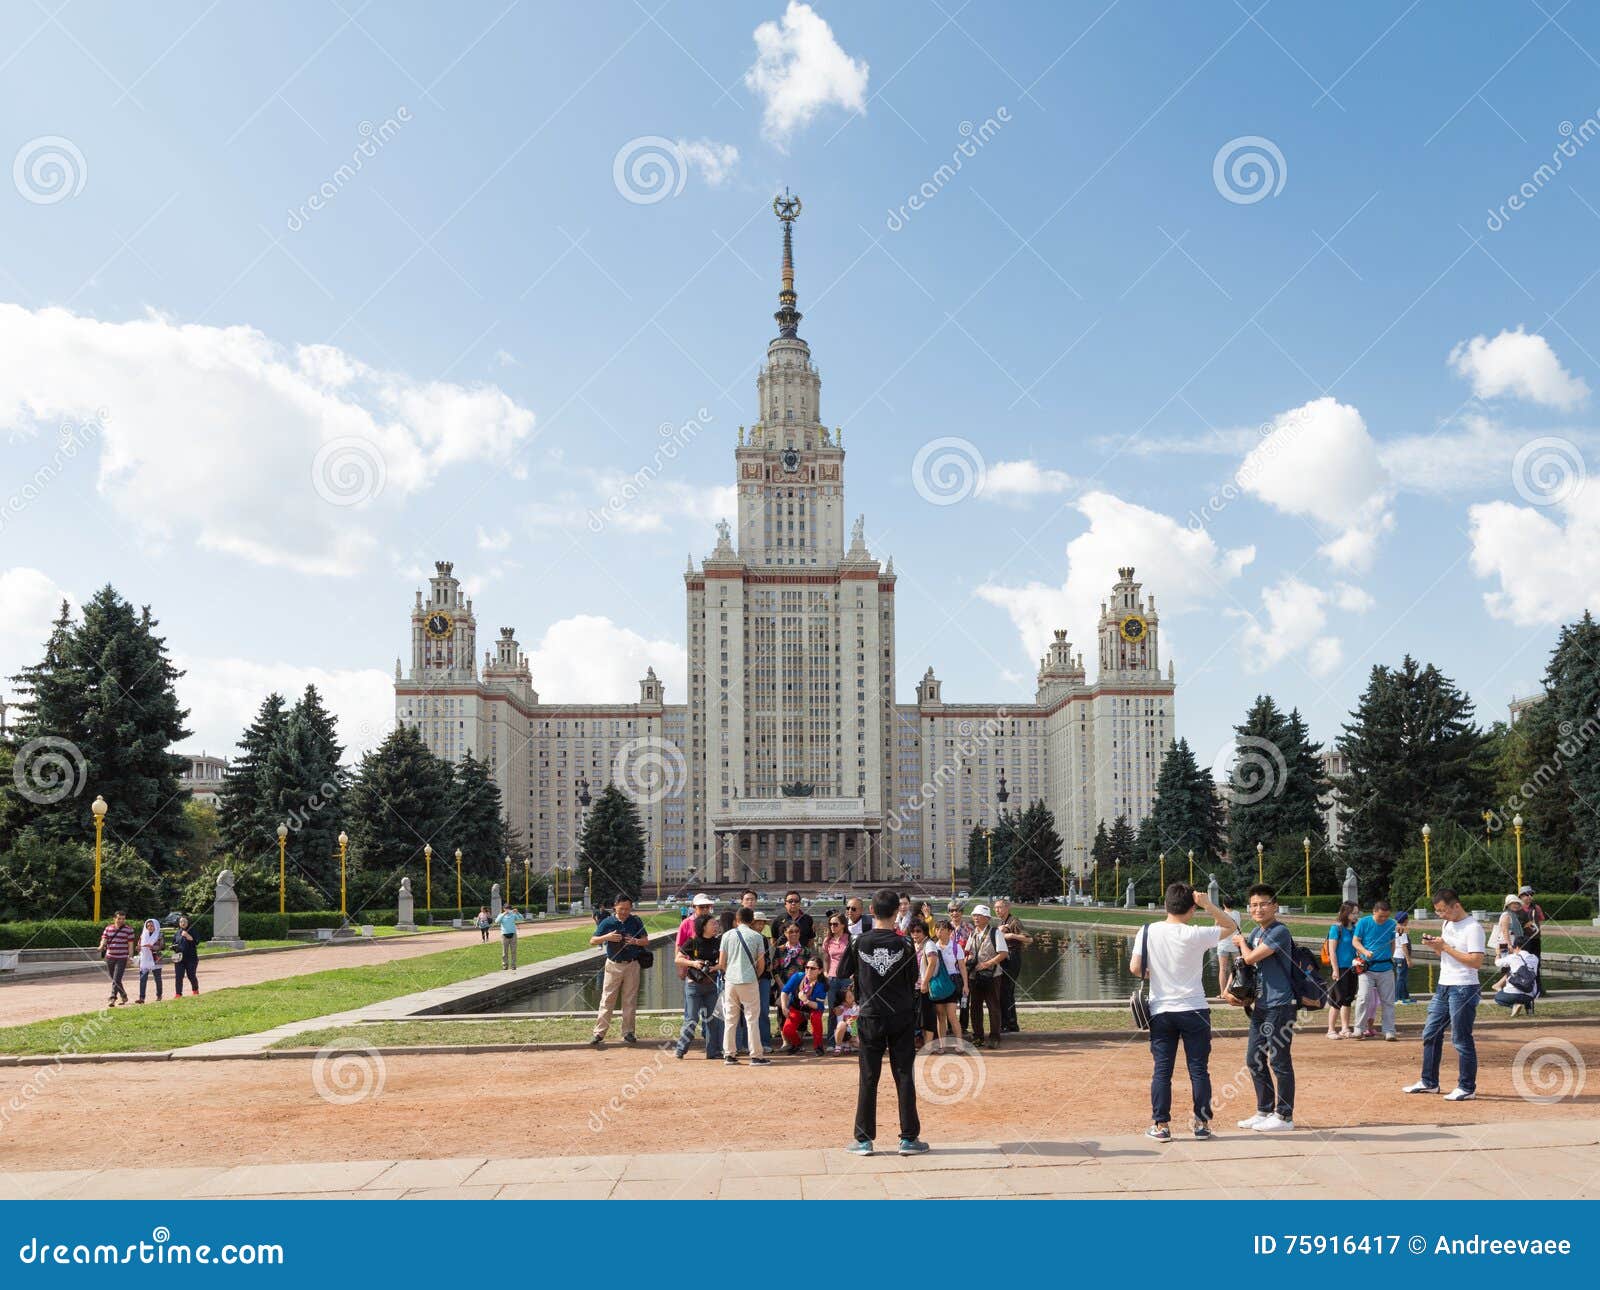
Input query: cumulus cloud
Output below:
<box><xmin>0</xmin><ymin>568</ymin><xmax>76</xmax><ymax>703</ymax></box>
<box><xmin>978</xmin><ymin>459</ymin><xmax>1073</xmax><ymax>502</ymax></box>
<box><xmin>1238</xmin><ymin>396</ymin><xmax>1394</xmax><ymax>572</ymax></box>
<box><xmin>1467</xmin><ymin>495</ymin><xmax>1600</xmax><ymax>626</ymax></box>
<box><xmin>744</xmin><ymin>2</ymin><xmax>869</xmax><ymax>147</ymax></box>
<box><xmin>1449</xmin><ymin>328</ymin><xmax>1588</xmax><ymax>410</ymax></box>
<box><xmin>676</xmin><ymin>138</ymin><xmax>740</xmax><ymax>187</ymax></box>
<box><xmin>176</xmin><ymin>656</ymin><xmax>397</xmax><ymax>761</ymax></box>
<box><xmin>523</xmin><ymin>474</ymin><xmax>736</xmax><ymax>535</ymax></box>
<box><xmin>1229</xmin><ymin>576</ymin><xmax>1373</xmax><ymax>678</ymax></box>
<box><xmin>977</xmin><ymin>491</ymin><xmax>1255</xmax><ymax>672</ymax></box>
<box><xmin>523</xmin><ymin>615</ymin><xmax>687</xmax><ymax>703</ymax></box>
<box><xmin>0</xmin><ymin>303</ymin><xmax>536</xmax><ymax>576</ymax></box>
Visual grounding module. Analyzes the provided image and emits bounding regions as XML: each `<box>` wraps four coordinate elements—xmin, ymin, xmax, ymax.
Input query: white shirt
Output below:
<box><xmin>936</xmin><ymin>939</ymin><xmax>966</xmax><ymax>976</ymax></box>
<box><xmin>1495</xmin><ymin>948</ymin><xmax>1539</xmax><ymax>996</ymax></box>
<box><xmin>1437</xmin><ymin>915</ymin><xmax>1486</xmax><ymax>987</ymax></box>
<box><xmin>1134</xmin><ymin>920</ymin><xmax>1222</xmax><ymax>1015</ymax></box>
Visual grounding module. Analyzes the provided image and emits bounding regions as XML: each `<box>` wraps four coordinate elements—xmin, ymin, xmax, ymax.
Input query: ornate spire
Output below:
<box><xmin>772</xmin><ymin>189</ymin><xmax>803</xmax><ymax>339</ymax></box>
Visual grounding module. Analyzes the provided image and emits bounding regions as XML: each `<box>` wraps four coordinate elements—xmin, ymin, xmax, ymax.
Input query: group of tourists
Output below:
<box><xmin>95</xmin><ymin>911</ymin><xmax>201</xmax><ymax>1006</ymax></box>
<box><xmin>1138</xmin><ymin>880</ymin><xmax>1551</xmax><ymax>1143</ymax></box>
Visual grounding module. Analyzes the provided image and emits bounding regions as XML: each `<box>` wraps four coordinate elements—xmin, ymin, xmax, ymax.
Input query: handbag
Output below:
<box><xmin>1130</xmin><ymin>924</ymin><xmax>1153</xmax><ymax>1031</ymax></box>
<box><xmin>636</xmin><ymin>949</ymin><xmax>654</xmax><ymax>970</ymax></box>
<box><xmin>929</xmin><ymin>948</ymin><xmax>957</xmax><ymax>1002</ymax></box>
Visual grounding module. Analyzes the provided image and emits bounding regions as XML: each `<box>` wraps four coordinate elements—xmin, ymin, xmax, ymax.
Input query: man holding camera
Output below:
<box><xmin>1229</xmin><ymin>884</ymin><xmax>1298</xmax><ymax>1133</ymax></box>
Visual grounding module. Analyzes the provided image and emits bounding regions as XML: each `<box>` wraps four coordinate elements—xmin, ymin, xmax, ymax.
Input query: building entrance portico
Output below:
<box><xmin>710</xmin><ymin>797</ymin><xmax>882</xmax><ymax>887</ymax></box>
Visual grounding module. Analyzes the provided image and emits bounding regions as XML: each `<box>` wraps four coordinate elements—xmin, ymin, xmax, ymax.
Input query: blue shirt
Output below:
<box><xmin>782</xmin><ymin>971</ymin><xmax>828</xmax><ymax>1007</ymax></box>
<box><xmin>596</xmin><ymin>913</ymin><xmax>647</xmax><ymax>962</ymax></box>
<box><xmin>497</xmin><ymin>912</ymin><xmax>518</xmax><ymax>937</ymax></box>
<box><xmin>1353</xmin><ymin>915</ymin><xmax>1396</xmax><ymax>971</ymax></box>
<box><xmin>1326</xmin><ymin>923</ymin><xmax>1356</xmax><ymax>969</ymax></box>
<box><xmin>1251</xmin><ymin>923</ymin><xmax>1296</xmax><ymax>1007</ymax></box>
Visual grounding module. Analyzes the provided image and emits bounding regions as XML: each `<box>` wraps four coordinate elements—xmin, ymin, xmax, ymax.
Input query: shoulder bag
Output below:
<box><xmin>1130</xmin><ymin>924</ymin><xmax>1153</xmax><ymax>1031</ymax></box>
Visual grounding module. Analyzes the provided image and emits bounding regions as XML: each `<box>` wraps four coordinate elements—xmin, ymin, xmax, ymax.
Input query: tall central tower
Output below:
<box><xmin>685</xmin><ymin>193</ymin><xmax>896</xmax><ymax>887</ymax></box>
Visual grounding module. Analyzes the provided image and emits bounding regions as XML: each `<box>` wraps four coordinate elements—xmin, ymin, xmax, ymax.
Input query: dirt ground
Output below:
<box><xmin>0</xmin><ymin>919</ymin><xmax>596</xmax><ymax>1029</ymax></box>
<box><xmin>3</xmin><ymin>1021</ymin><xmax>1594</xmax><ymax>1169</ymax></box>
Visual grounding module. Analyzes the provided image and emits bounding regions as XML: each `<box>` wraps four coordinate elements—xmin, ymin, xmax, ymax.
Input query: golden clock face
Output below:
<box><xmin>425</xmin><ymin>611</ymin><xmax>454</xmax><ymax>640</ymax></box>
<box><xmin>1119</xmin><ymin>614</ymin><xmax>1147</xmax><ymax>644</ymax></box>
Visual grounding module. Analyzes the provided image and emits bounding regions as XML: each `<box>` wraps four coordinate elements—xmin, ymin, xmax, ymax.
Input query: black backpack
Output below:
<box><xmin>1508</xmin><ymin>954</ymin><xmax>1538</xmax><ymax>995</ymax></box>
<box><xmin>1288</xmin><ymin>944</ymin><xmax>1329</xmax><ymax>1011</ymax></box>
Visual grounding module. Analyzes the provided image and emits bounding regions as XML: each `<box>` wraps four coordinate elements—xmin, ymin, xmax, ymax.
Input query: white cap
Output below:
<box><xmin>972</xmin><ymin>903</ymin><xmax>992</xmax><ymax>917</ymax></box>
<box><xmin>752</xmin><ymin>910</ymin><xmax>771</xmax><ymax>922</ymax></box>
<box><xmin>691</xmin><ymin>893</ymin><xmax>713</xmax><ymax>906</ymax></box>
<box><xmin>1504</xmin><ymin>894</ymin><xmax>1523</xmax><ymax>908</ymax></box>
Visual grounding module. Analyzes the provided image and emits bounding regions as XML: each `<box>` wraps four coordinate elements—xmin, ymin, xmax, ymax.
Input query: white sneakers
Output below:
<box><xmin>1443</xmin><ymin>1088</ymin><xmax>1476</xmax><ymax>1101</ymax></box>
<box><xmin>1401</xmin><ymin>1081</ymin><xmax>1439</xmax><ymax>1094</ymax></box>
<box><xmin>1236</xmin><ymin>1112</ymin><xmax>1295</xmax><ymax>1132</ymax></box>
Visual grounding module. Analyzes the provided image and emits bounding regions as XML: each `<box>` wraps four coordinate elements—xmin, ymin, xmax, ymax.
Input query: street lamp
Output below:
<box><xmin>983</xmin><ymin>826</ymin><xmax>993</xmax><ymax>896</ymax></box>
<box><xmin>1187</xmin><ymin>848</ymin><xmax>1194</xmax><ymax>886</ymax></box>
<box><xmin>338</xmin><ymin>831</ymin><xmax>349</xmax><ymax>917</ymax></box>
<box><xmin>504</xmin><ymin>855</ymin><xmax>511</xmax><ymax>906</ymax></box>
<box><xmin>455</xmin><ymin>848</ymin><xmax>463</xmax><ymax>914</ymax></box>
<box><xmin>1159</xmin><ymin>851</ymin><xmax>1165</xmax><ymax>894</ymax></box>
<box><xmin>1482</xmin><ymin>809</ymin><xmax>1494</xmax><ymax>858</ymax></box>
<box><xmin>1420</xmin><ymin>823</ymin><xmax>1431</xmax><ymax>910</ymax></box>
<box><xmin>90</xmin><ymin>795</ymin><xmax>107</xmax><ymax>922</ymax></box>
<box><xmin>523</xmin><ymin>855</ymin><xmax>530</xmax><ymax>908</ymax></box>
<box><xmin>424</xmin><ymin>842</ymin><xmax>433</xmax><ymax>914</ymax></box>
<box><xmin>276</xmin><ymin>823</ymin><xmax>288</xmax><ymax>915</ymax></box>
<box><xmin>574</xmin><ymin>776</ymin><xmax>592</xmax><ymax>909</ymax></box>
<box><xmin>1255</xmin><ymin>840</ymin><xmax>1264</xmax><ymax>885</ymax></box>
<box><xmin>1302</xmin><ymin>836</ymin><xmax>1311</xmax><ymax>901</ymax></box>
<box><xmin>1512</xmin><ymin>814</ymin><xmax>1524</xmax><ymax>891</ymax></box>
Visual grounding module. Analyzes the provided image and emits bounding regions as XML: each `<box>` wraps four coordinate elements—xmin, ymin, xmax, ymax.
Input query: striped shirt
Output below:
<box><xmin>100</xmin><ymin>923</ymin><xmax>134</xmax><ymax>959</ymax></box>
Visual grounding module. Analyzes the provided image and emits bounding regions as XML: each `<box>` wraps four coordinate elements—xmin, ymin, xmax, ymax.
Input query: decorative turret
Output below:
<box><xmin>1097</xmin><ymin>565</ymin><xmax>1160</xmax><ymax>678</ymax></box>
<box><xmin>773</xmin><ymin>189</ymin><xmax>803</xmax><ymax>339</ymax></box>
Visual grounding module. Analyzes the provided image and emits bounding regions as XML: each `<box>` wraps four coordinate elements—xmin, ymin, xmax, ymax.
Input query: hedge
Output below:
<box><xmin>0</xmin><ymin>907</ymin><xmax>412</xmax><ymax>949</ymax></box>
<box><xmin>1298</xmin><ymin>892</ymin><xmax>1594</xmax><ymax>919</ymax></box>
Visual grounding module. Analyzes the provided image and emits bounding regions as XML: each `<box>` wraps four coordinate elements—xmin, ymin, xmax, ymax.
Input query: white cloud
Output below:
<box><xmin>977</xmin><ymin>490</ymin><xmax>1255</xmax><ymax>672</ymax></box>
<box><xmin>1467</xmin><ymin>496</ymin><xmax>1600</xmax><ymax>625</ymax></box>
<box><xmin>476</xmin><ymin>526</ymin><xmax>511</xmax><ymax>552</ymax></box>
<box><xmin>523</xmin><ymin>615</ymin><xmax>687</xmax><ymax>703</ymax></box>
<box><xmin>1238</xmin><ymin>396</ymin><xmax>1394</xmax><ymax>572</ymax></box>
<box><xmin>744</xmin><ymin>2</ymin><xmax>869</xmax><ymax>147</ymax></box>
<box><xmin>523</xmin><ymin>474</ymin><xmax>735</xmax><ymax>536</ymax></box>
<box><xmin>676</xmin><ymin>138</ymin><xmax>740</xmax><ymax>187</ymax></box>
<box><xmin>1380</xmin><ymin>414</ymin><xmax>1533</xmax><ymax>494</ymax></box>
<box><xmin>978</xmin><ymin>459</ymin><xmax>1073</xmax><ymax>502</ymax></box>
<box><xmin>1449</xmin><ymin>328</ymin><xmax>1588</xmax><ymax>410</ymax></box>
<box><xmin>0</xmin><ymin>567</ymin><xmax>75</xmax><ymax>707</ymax></box>
<box><xmin>1228</xmin><ymin>576</ymin><xmax>1371</xmax><ymax>678</ymax></box>
<box><xmin>0</xmin><ymin>303</ymin><xmax>537</xmax><ymax>576</ymax></box>
<box><xmin>175</xmin><ymin>657</ymin><xmax>396</xmax><ymax>762</ymax></box>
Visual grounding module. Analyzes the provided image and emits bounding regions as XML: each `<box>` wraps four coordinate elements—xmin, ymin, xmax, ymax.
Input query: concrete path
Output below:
<box><xmin>5</xmin><ymin>1119</ymin><xmax>1594</xmax><ymax>1200</ymax></box>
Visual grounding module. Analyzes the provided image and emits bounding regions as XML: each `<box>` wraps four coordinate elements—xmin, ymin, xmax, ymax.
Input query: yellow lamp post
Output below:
<box><xmin>1255</xmin><ymin>840</ymin><xmax>1264</xmax><ymax>885</ymax></box>
<box><xmin>1113</xmin><ymin>858</ymin><xmax>1120</xmax><ymax>902</ymax></box>
<box><xmin>585</xmin><ymin>867</ymin><xmax>592</xmax><ymax>909</ymax></box>
<box><xmin>1420</xmin><ymin>823</ymin><xmax>1431</xmax><ymax>910</ymax></box>
<box><xmin>1159</xmin><ymin>852</ymin><xmax>1165</xmax><ymax>894</ymax></box>
<box><xmin>423</xmin><ymin>843</ymin><xmax>433</xmax><ymax>913</ymax></box>
<box><xmin>455</xmin><ymin>848</ymin><xmax>463</xmax><ymax>913</ymax></box>
<box><xmin>91</xmin><ymin>795</ymin><xmax>108</xmax><ymax>922</ymax></box>
<box><xmin>504</xmin><ymin>855</ymin><xmax>511</xmax><ymax>904</ymax></box>
<box><xmin>655</xmin><ymin>838</ymin><xmax>662</xmax><ymax>904</ymax></box>
<box><xmin>1302</xmin><ymin>836</ymin><xmax>1311</xmax><ymax>901</ymax></box>
<box><xmin>1512</xmin><ymin>814</ymin><xmax>1524</xmax><ymax>891</ymax></box>
<box><xmin>1187</xmin><ymin>849</ymin><xmax>1194</xmax><ymax>886</ymax></box>
<box><xmin>276</xmin><ymin>823</ymin><xmax>288</xmax><ymax>915</ymax></box>
<box><xmin>948</xmin><ymin>836</ymin><xmax>955</xmax><ymax>898</ymax></box>
<box><xmin>338</xmin><ymin>831</ymin><xmax>348</xmax><ymax>917</ymax></box>
<box><xmin>523</xmin><ymin>856</ymin><xmax>530</xmax><ymax>908</ymax></box>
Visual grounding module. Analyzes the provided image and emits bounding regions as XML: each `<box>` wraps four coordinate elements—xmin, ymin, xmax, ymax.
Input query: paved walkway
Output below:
<box><xmin>5</xmin><ymin>1119</ymin><xmax>1594</xmax><ymax>1200</ymax></box>
<box><xmin>0</xmin><ymin>920</ymin><xmax>596</xmax><ymax>1030</ymax></box>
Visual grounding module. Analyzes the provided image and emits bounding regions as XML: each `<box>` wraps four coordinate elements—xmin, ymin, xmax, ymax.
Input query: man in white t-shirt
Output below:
<box><xmin>1403</xmin><ymin>888</ymin><xmax>1485</xmax><ymax>1101</ymax></box>
<box><xmin>1130</xmin><ymin>882</ymin><xmax>1237</xmax><ymax>1141</ymax></box>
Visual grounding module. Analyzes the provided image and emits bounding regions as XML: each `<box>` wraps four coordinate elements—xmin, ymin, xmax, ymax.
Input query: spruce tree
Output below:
<box><xmin>445</xmin><ymin>750</ymin><xmax>507</xmax><ymax>900</ymax></box>
<box><xmin>1337</xmin><ymin>656</ymin><xmax>1493</xmax><ymax>898</ymax></box>
<box><xmin>579</xmin><ymin>783</ymin><xmax>645</xmax><ymax>902</ymax></box>
<box><xmin>344</xmin><ymin>725</ymin><xmax>452</xmax><ymax>908</ymax></box>
<box><xmin>965</xmin><ymin>824</ymin><xmax>987</xmax><ymax>893</ymax></box>
<box><xmin>1010</xmin><ymin>800</ymin><xmax>1063</xmax><ymax>903</ymax></box>
<box><xmin>1142</xmin><ymin>738</ymin><xmax>1225</xmax><ymax>890</ymax></box>
<box><xmin>1088</xmin><ymin>818</ymin><xmax>1110</xmax><ymax>898</ymax></box>
<box><xmin>1545</xmin><ymin>612</ymin><xmax>1600</xmax><ymax>888</ymax></box>
<box><xmin>217</xmin><ymin>693</ymin><xmax>287</xmax><ymax>861</ymax></box>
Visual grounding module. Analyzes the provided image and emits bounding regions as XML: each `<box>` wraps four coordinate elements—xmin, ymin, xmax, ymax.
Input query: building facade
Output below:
<box><xmin>393</xmin><ymin>197</ymin><xmax>1176</xmax><ymax>890</ymax></box>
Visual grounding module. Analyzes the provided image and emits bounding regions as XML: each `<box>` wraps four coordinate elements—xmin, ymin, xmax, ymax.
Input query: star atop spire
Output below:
<box><xmin>772</xmin><ymin>188</ymin><xmax>803</xmax><ymax>339</ymax></box>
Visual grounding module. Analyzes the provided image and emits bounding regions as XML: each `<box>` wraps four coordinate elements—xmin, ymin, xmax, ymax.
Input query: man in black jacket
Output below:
<box><xmin>841</xmin><ymin>887</ymin><xmax>929</xmax><ymax>1157</ymax></box>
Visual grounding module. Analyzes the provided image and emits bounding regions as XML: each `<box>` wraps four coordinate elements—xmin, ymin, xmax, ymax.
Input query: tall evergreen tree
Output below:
<box><xmin>217</xmin><ymin>693</ymin><xmax>287</xmax><ymax>861</ymax></box>
<box><xmin>1544</xmin><ymin>612</ymin><xmax>1600</xmax><ymax>888</ymax></box>
<box><xmin>7</xmin><ymin>589</ymin><xmax>191</xmax><ymax>877</ymax></box>
<box><xmin>1337</xmin><ymin>655</ymin><xmax>1493</xmax><ymax>898</ymax></box>
<box><xmin>579</xmin><ymin>783</ymin><xmax>645</xmax><ymax>902</ymax></box>
<box><xmin>445</xmin><ymin>750</ymin><xmax>506</xmax><ymax>899</ymax></box>
<box><xmin>1087</xmin><ymin>818</ymin><xmax>1110</xmax><ymax>899</ymax></box>
<box><xmin>1141</xmin><ymin>738</ymin><xmax>1226</xmax><ymax>890</ymax></box>
<box><xmin>1226</xmin><ymin>696</ymin><xmax>1329</xmax><ymax>856</ymax></box>
<box><xmin>965</xmin><ymin>824</ymin><xmax>987</xmax><ymax>892</ymax></box>
<box><xmin>263</xmin><ymin>686</ymin><xmax>346</xmax><ymax>898</ymax></box>
<box><xmin>1010</xmin><ymin>800</ymin><xmax>1064</xmax><ymax>903</ymax></box>
<box><xmin>344</xmin><ymin>725</ymin><xmax>452</xmax><ymax>909</ymax></box>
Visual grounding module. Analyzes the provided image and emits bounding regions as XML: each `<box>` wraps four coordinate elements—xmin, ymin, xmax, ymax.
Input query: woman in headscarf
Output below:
<box><xmin>135</xmin><ymin>918</ymin><xmax>165</xmax><ymax>1003</ymax></box>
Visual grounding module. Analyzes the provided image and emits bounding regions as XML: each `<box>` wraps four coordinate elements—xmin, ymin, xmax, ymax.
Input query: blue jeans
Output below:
<box><xmin>1420</xmin><ymin>983</ymin><xmax>1480</xmax><ymax>1093</ymax></box>
<box><xmin>1148</xmin><ymin>1008</ymin><xmax>1212</xmax><ymax>1124</ymax></box>
<box><xmin>1394</xmin><ymin>961</ymin><xmax>1410</xmax><ymax>1001</ymax></box>
<box><xmin>677</xmin><ymin>978</ymin><xmax>722</xmax><ymax>1057</ymax></box>
<box><xmin>735</xmin><ymin>978</ymin><xmax>773</xmax><ymax>1051</ymax></box>
<box><xmin>1246</xmin><ymin>1004</ymin><xmax>1296</xmax><ymax>1119</ymax></box>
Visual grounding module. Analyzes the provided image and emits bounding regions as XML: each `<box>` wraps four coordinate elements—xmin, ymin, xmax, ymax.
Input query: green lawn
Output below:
<box><xmin>0</xmin><ymin>915</ymin><xmax>675</xmax><ymax>1057</ymax></box>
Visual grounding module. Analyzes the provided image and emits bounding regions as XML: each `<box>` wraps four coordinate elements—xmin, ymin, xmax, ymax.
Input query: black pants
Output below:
<box><xmin>1000</xmin><ymin>971</ymin><xmax>1020</xmax><ymax>1032</ymax></box>
<box><xmin>969</xmin><ymin>974</ymin><xmax>1004</xmax><ymax>1043</ymax></box>
<box><xmin>1246</xmin><ymin>1004</ymin><xmax>1296</xmax><ymax>1119</ymax></box>
<box><xmin>1149</xmin><ymin>1008</ymin><xmax>1212</xmax><ymax>1124</ymax></box>
<box><xmin>105</xmin><ymin>957</ymin><xmax>128</xmax><ymax>1002</ymax></box>
<box><xmin>173</xmin><ymin>958</ymin><xmax>198</xmax><ymax>994</ymax></box>
<box><xmin>854</xmin><ymin>1014</ymin><xmax>920</xmax><ymax>1144</ymax></box>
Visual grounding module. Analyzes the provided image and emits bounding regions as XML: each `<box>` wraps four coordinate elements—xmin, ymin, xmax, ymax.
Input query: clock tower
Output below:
<box><xmin>734</xmin><ymin>191</ymin><xmax>847</xmax><ymax>567</ymax></box>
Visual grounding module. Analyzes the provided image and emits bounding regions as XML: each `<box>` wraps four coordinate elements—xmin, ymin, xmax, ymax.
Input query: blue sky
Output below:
<box><xmin>1</xmin><ymin>1</ymin><xmax>1597</xmax><ymax>778</ymax></box>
